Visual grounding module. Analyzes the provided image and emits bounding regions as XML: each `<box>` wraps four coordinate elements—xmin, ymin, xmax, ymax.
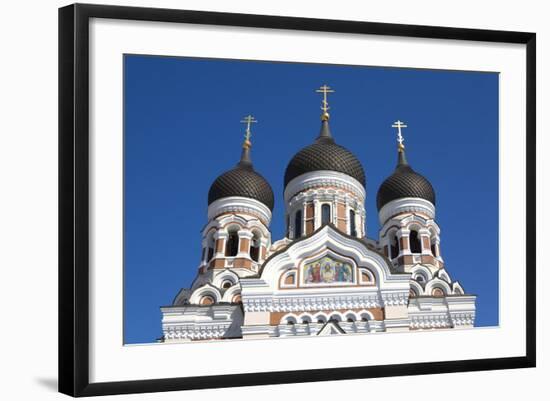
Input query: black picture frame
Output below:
<box><xmin>58</xmin><ymin>3</ymin><xmax>536</xmax><ymax>397</ymax></box>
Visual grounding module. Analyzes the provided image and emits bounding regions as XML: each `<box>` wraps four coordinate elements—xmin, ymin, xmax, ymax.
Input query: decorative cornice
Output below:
<box><xmin>208</xmin><ymin>196</ymin><xmax>272</xmax><ymax>226</ymax></box>
<box><xmin>242</xmin><ymin>294</ymin><xmax>382</xmax><ymax>312</ymax></box>
<box><xmin>409</xmin><ymin>313</ymin><xmax>452</xmax><ymax>329</ymax></box>
<box><xmin>163</xmin><ymin>324</ymin><xmax>233</xmax><ymax>341</ymax></box>
<box><xmin>284</xmin><ymin>170</ymin><xmax>366</xmax><ymax>204</ymax></box>
<box><xmin>449</xmin><ymin>312</ymin><xmax>476</xmax><ymax>326</ymax></box>
<box><xmin>380</xmin><ymin>292</ymin><xmax>410</xmax><ymax>306</ymax></box>
<box><xmin>378</xmin><ymin>197</ymin><xmax>435</xmax><ymax>225</ymax></box>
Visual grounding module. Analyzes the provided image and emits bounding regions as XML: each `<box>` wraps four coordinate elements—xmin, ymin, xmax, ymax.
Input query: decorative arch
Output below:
<box><xmin>409</xmin><ymin>280</ymin><xmax>424</xmax><ymax>297</ymax></box>
<box><xmin>344</xmin><ymin>312</ymin><xmax>358</xmax><ymax>322</ymax></box>
<box><xmin>359</xmin><ymin>268</ymin><xmax>376</xmax><ymax>285</ymax></box>
<box><xmin>313</xmin><ymin>312</ymin><xmax>328</xmax><ymax>324</ymax></box>
<box><xmin>328</xmin><ymin>312</ymin><xmax>344</xmax><ymax>322</ymax></box>
<box><xmin>189</xmin><ymin>283</ymin><xmax>222</xmax><ymax>305</ymax></box>
<box><xmin>357</xmin><ymin>310</ymin><xmax>375</xmax><ymax>321</ymax></box>
<box><xmin>280</xmin><ymin>269</ymin><xmax>297</xmax><ymax>288</ymax></box>
<box><xmin>380</xmin><ymin>223</ymin><xmax>401</xmax><ymax>239</ymax></box>
<box><xmin>253</xmin><ymin>225</ymin><xmax>410</xmax><ymax>296</ymax></box>
<box><xmin>298</xmin><ymin>313</ymin><xmax>313</xmax><ymax>324</ymax></box>
<box><xmin>435</xmin><ymin>268</ymin><xmax>451</xmax><ymax>284</ymax></box>
<box><xmin>212</xmin><ymin>269</ymin><xmax>239</xmax><ymax>288</ymax></box>
<box><xmin>410</xmin><ymin>265</ymin><xmax>433</xmax><ymax>284</ymax></box>
<box><xmin>425</xmin><ymin>277</ymin><xmax>452</xmax><ymax>296</ymax></box>
<box><xmin>221</xmin><ymin>284</ymin><xmax>242</xmax><ymax>303</ymax></box>
<box><xmin>280</xmin><ymin>313</ymin><xmax>298</xmax><ymax>325</ymax></box>
<box><xmin>452</xmin><ymin>281</ymin><xmax>465</xmax><ymax>295</ymax></box>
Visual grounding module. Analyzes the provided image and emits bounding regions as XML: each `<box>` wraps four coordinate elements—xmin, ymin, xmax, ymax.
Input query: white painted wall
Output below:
<box><xmin>0</xmin><ymin>0</ymin><xmax>546</xmax><ymax>400</ymax></box>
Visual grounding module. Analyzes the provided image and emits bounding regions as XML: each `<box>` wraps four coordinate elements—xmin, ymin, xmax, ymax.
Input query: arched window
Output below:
<box><xmin>225</xmin><ymin>228</ymin><xmax>239</xmax><ymax>257</ymax></box>
<box><xmin>360</xmin><ymin>313</ymin><xmax>370</xmax><ymax>322</ymax></box>
<box><xmin>329</xmin><ymin>314</ymin><xmax>341</xmax><ymax>322</ymax></box>
<box><xmin>346</xmin><ymin>314</ymin><xmax>356</xmax><ymax>323</ymax></box>
<box><xmin>390</xmin><ymin>234</ymin><xmax>399</xmax><ymax>259</ymax></box>
<box><xmin>206</xmin><ymin>232</ymin><xmax>215</xmax><ymax>261</ymax></box>
<box><xmin>286</xmin><ymin>214</ymin><xmax>290</xmax><ymax>237</ymax></box>
<box><xmin>294</xmin><ymin>209</ymin><xmax>302</xmax><ymax>238</ymax></box>
<box><xmin>431</xmin><ymin>242</ymin><xmax>437</xmax><ymax>257</ymax></box>
<box><xmin>349</xmin><ymin>209</ymin><xmax>357</xmax><ymax>237</ymax></box>
<box><xmin>410</xmin><ymin>230</ymin><xmax>422</xmax><ymax>253</ymax></box>
<box><xmin>321</xmin><ymin>204</ymin><xmax>331</xmax><ymax>225</ymax></box>
<box><xmin>250</xmin><ymin>232</ymin><xmax>261</xmax><ymax>262</ymax></box>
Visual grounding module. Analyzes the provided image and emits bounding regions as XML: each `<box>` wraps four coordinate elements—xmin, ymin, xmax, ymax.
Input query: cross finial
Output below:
<box><xmin>316</xmin><ymin>84</ymin><xmax>335</xmax><ymax>121</ymax></box>
<box><xmin>240</xmin><ymin>115</ymin><xmax>257</xmax><ymax>148</ymax></box>
<box><xmin>392</xmin><ymin>120</ymin><xmax>408</xmax><ymax>151</ymax></box>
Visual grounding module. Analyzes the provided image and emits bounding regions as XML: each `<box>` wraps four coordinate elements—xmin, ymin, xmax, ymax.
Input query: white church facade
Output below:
<box><xmin>160</xmin><ymin>85</ymin><xmax>476</xmax><ymax>342</ymax></box>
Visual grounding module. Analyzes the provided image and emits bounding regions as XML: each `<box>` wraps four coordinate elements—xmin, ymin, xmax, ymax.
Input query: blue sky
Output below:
<box><xmin>124</xmin><ymin>55</ymin><xmax>499</xmax><ymax>344</ymax></box>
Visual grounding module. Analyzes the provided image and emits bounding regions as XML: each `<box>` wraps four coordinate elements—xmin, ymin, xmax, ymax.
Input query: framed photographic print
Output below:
<box><xmin>58</xmin><ymin>3</ymin><xmax>536</xmax><ymax>397</ymax></box>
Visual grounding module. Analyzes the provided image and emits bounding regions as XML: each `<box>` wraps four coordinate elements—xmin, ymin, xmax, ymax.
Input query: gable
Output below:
<box><xmin>317</xmin><ymin>320</ymin><xmax>346</xmax><ymax>336</ymax></box>
<box><xmin>256</xmin><ymin>225</ymin><xmax>409</xmax><ymax>293</ymax></box>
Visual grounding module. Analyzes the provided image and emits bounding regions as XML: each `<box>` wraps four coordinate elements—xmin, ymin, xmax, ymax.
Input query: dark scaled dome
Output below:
<box><xmin>284</xmin><ymin>120</ymin><xmax>366</xmax><ymax>187</ymax></box>
<box><xmin>208</xmin><ymin>146</ymin><xmax>274</xmax><ymax>211</ymax></box>
<box><xmin>376</xmin><ymin>149</ymin><xmax>435</xmax><ymax>210</ymax></box>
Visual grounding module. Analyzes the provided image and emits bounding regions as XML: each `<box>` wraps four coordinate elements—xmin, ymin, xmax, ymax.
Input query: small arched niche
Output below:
<box><xmin>280</xmin><ymin>270</ymin><xmax>297</xmax><ymax>288</ymax></box>
<box><xmin>200</xmin><ymin>295</ymin><xmax>215</xmax><ymax>305</ymax></box>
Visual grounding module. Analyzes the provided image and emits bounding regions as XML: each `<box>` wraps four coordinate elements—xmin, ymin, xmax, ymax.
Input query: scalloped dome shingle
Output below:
<box><xmin>284</xmin><ymin>121</ymin><xmax>366</xmax><ymax>187</ymax></box>
<box><xmin>376</xmin><ymin>150</ymin><xmax>435</xmax><ymax>210</ymax></box>
<box><xmin>208</xmin><ymin>149</ymin><xmax>274</xmax><ymax>211</ymax></box>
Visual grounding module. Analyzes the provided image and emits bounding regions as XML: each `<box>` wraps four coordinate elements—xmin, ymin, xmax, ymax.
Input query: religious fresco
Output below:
<box><xmin>303</xmin><ymin>256</ymin><xmax>354</xmax><ymax>285</ymax></box>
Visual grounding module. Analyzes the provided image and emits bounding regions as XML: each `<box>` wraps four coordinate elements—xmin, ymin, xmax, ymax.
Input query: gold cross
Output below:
<box><xmin>240</xmin><ymin>115</ymin><xmax>257</xmax><ymax>145</ymax></box>
<box><xmin>392</xmin><ymin>120</ymin><xmax>407</xmax><ymax>150</ymax></box>
<box><xmin>316</xmin><ymin>84</ymin><xmax>335</xmax><ymax>119</ymax></box>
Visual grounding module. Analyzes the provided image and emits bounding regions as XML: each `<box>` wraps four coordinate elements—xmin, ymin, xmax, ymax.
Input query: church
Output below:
<box><xmin>160</xmin><ymin>85</ymin><xmax>476</xmax><ymax>342</ymax></box>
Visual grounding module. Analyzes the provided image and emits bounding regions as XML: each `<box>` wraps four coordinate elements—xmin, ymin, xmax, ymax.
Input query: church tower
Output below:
<box><xmin>283</xmin><ymin>85</ymin><xmax>366</xmax><ymax>241</ymax></box>
<box><xmin>376</xmin><ymin>121</ymin><xmax>466</xmax><ymax>301</ymax></box>
<box><xmin>175</xmin><ymin>116</ymin><xmax>274</xmax><ymax>307</ymax></box>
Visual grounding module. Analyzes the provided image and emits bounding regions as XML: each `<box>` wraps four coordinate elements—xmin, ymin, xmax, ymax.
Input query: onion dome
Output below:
<box><xmin>208</xmin><ymin>117</ymin><xmax>274</xmax><ymax>211</ymax></box>
<box><xmin>284</xmin><ymin>117</ymin><xmax>365</xmax><ymax>188</ymax></box>
<box><xmin>376</xmin><ymin>147</ymin><xmax>435</xmax><ymax>211</ymax></box>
